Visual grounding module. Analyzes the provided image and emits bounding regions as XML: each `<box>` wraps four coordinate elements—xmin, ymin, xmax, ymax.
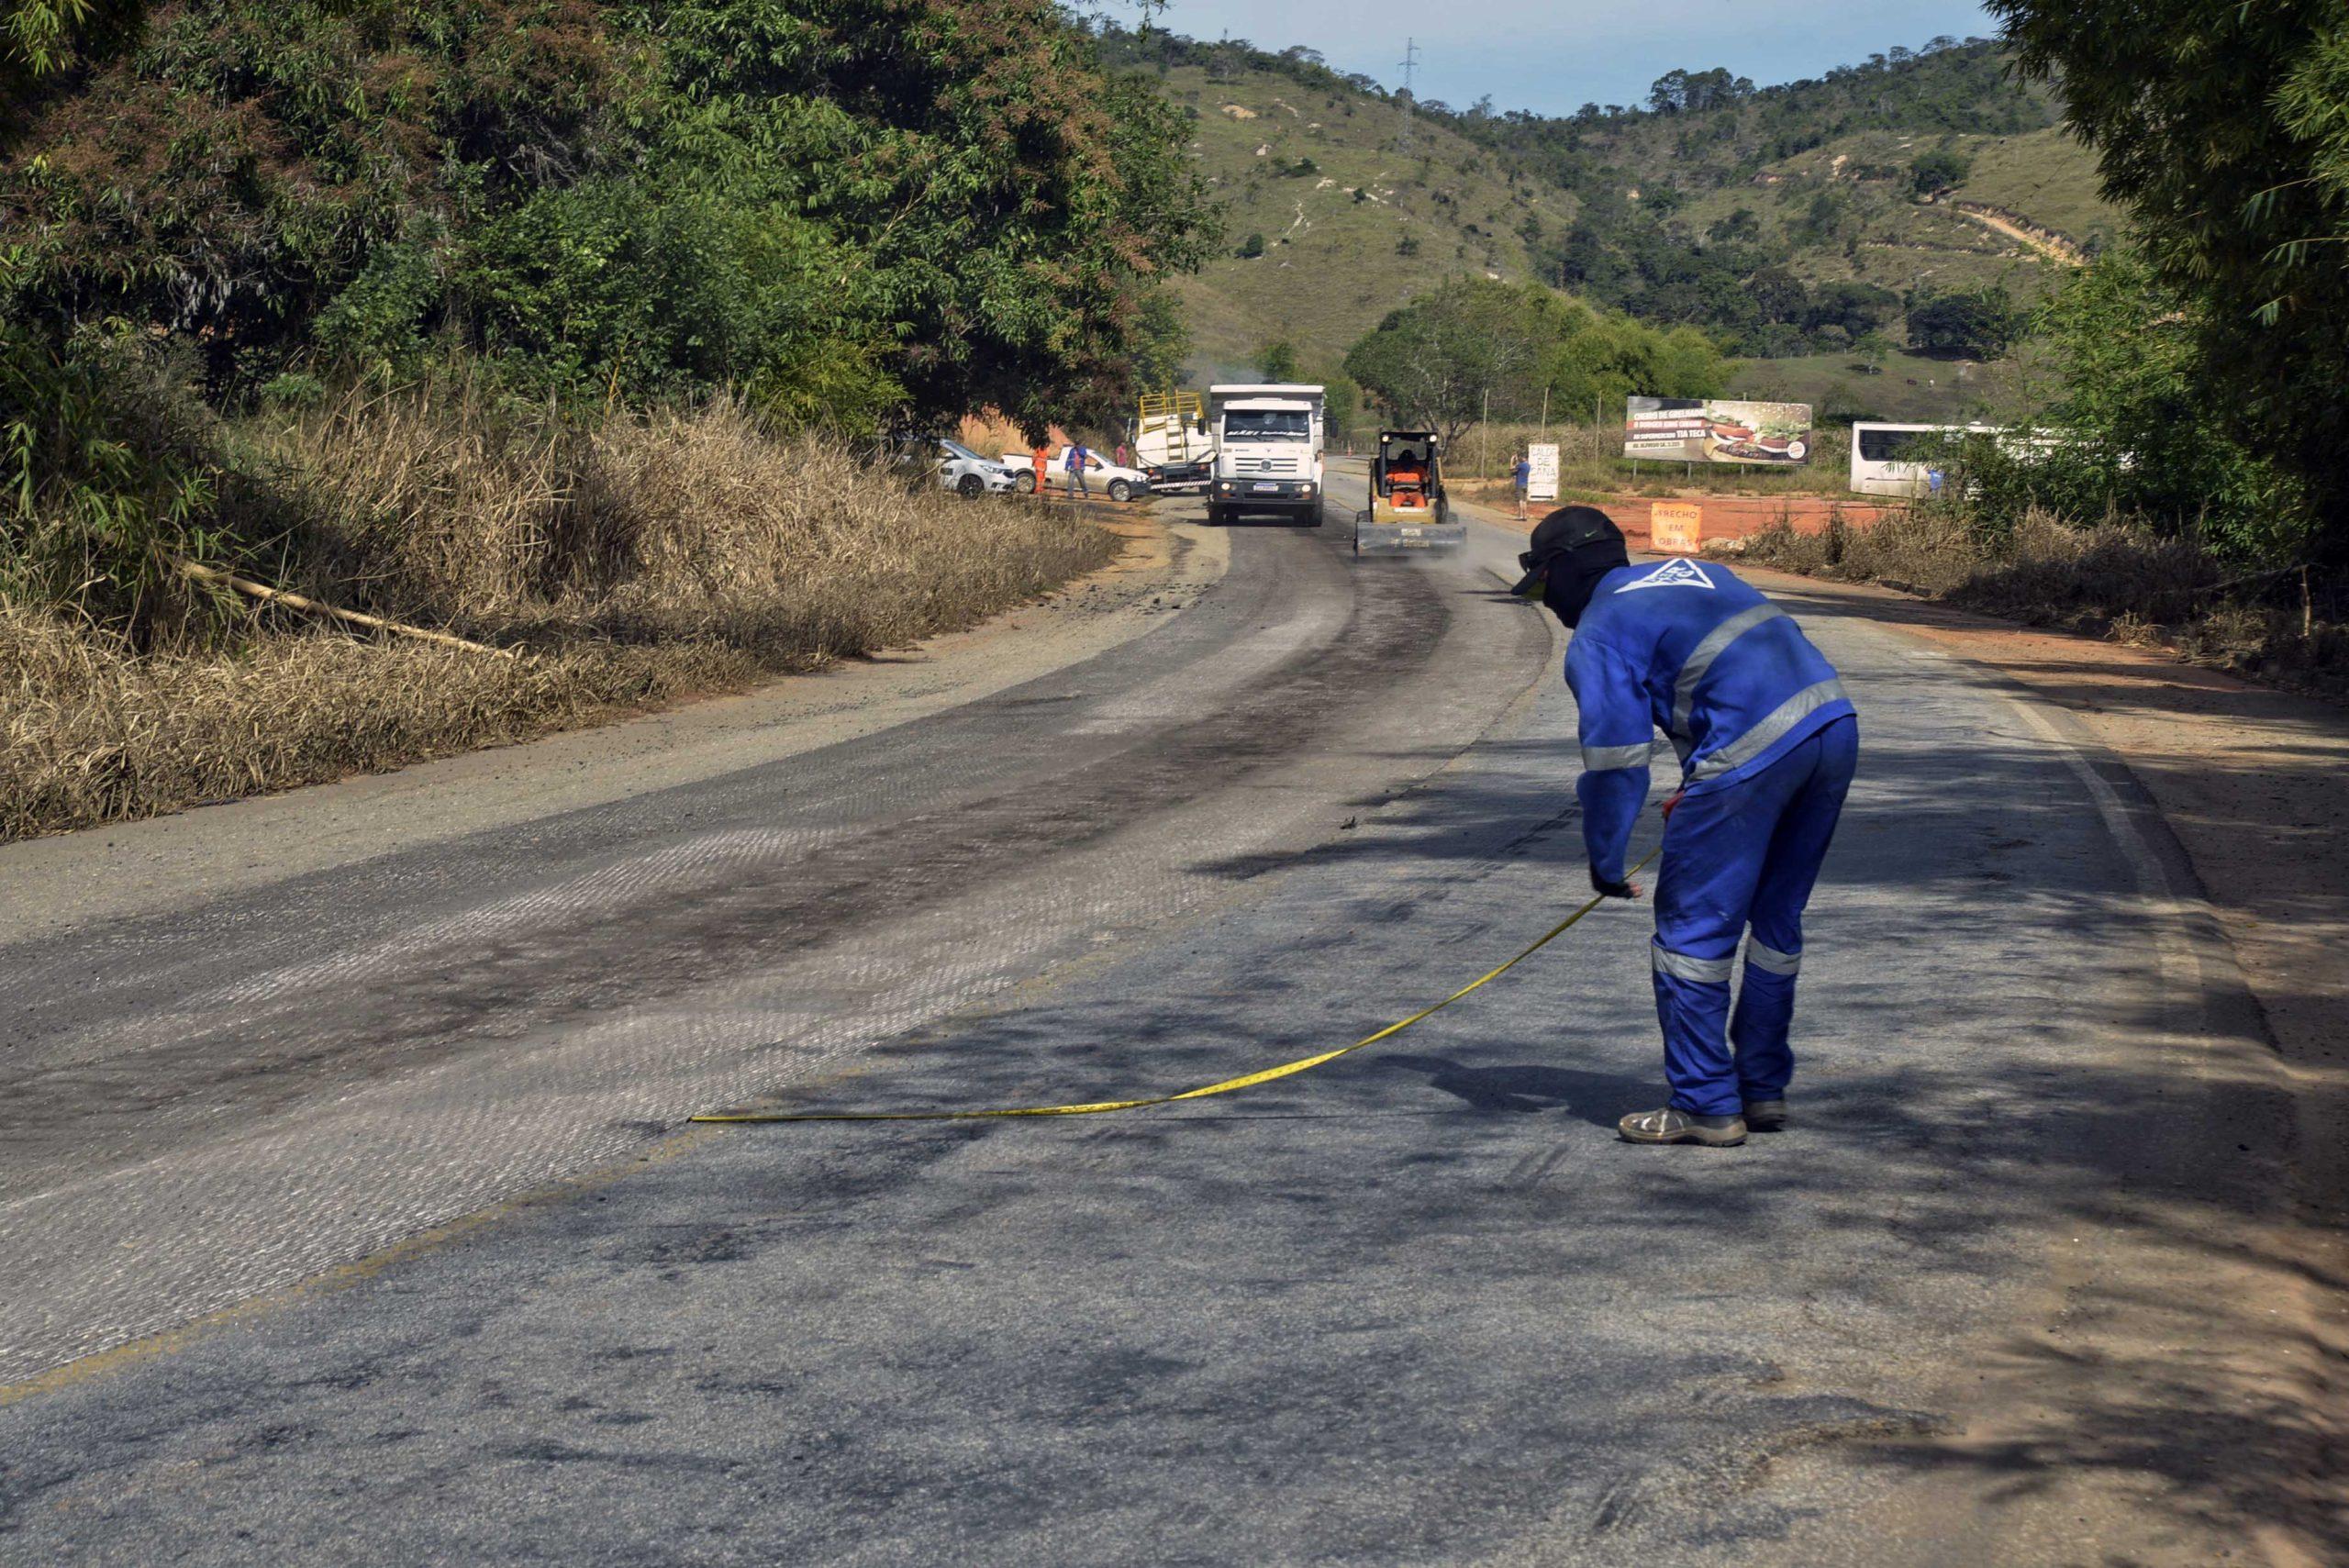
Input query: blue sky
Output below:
<box><xmin>1133</xmin><ymin>1</ymin><xmax>2002</xmax><ymax>117</ymax></box>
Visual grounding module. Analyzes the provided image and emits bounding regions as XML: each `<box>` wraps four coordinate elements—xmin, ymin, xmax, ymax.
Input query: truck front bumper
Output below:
<box><xmin>1213</xmin><ymin>479</ymin><xmax>1319</xmax><ymax>504</ymax></box>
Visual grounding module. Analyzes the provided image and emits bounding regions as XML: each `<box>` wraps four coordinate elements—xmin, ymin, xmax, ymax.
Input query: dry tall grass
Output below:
<box><xmin>0</xmin><ymin>606</ymin><xmax>722</xmax><ymax>842</ymax></box>
<box><xmin>573</xmin><ymin>403</ymin><xmax>1102</xmax><ymax>660</ymax></box>
<box><xmin>4</xmin><ymin>390</ymin><xmax>1119</xmax><ymax>841</ymax></box>
<box><xmin>1740</xmin><ymin>504</ymin><xmax>2349</xmax><ymax>699</ymax></box>
<box><xmin>259</xmin><ymin>379</ymin><xmax>576</xmax><ymax>620</ymax></box>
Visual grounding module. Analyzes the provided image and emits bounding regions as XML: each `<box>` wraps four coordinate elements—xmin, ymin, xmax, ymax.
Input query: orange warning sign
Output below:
<box><xmin>1649</xmin><ymin>502</ymin><xmax>1702</xmax><ymax>554</ymax></box>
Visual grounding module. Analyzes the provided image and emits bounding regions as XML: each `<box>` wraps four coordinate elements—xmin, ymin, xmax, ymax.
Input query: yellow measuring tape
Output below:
<box><xmin>690</xmin><ymin>845</ymin><xmax>1661</xmax><ymax>1125</ymax></box>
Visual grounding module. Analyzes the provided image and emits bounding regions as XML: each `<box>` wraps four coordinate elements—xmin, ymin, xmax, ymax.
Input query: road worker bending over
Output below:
<box><xmin>1512</xmin><ymin>506</ymin><xmax>1858</xmax><ymax>1148</ymax></box>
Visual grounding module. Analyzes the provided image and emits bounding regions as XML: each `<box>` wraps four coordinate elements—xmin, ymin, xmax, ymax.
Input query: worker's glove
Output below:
<box><xmin>1659</xmin><ymin>789</ymin><xmax>1687</xmax><ymax>822</ymax></box>
<box><xmin>1589</xmin><ymin>867</ymin><xmax>1642</xmax><ymax>900</ymax></box>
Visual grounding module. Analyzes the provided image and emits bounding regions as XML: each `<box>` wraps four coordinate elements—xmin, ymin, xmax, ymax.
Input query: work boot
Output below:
<box><xmin>1742</xmin><ymin>1098</ymin><xmax>1788</xmax><ymax>1131</ymax></box>
<box><xmin>1618</xmin><ymin>1106</ymin><xmax>1747</xmax><ymax>1147</ymax></box>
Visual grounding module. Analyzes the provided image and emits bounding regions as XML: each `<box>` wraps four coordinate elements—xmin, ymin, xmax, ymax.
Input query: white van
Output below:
<box><xmin>1849</xmin><ymin>422</ymin><xmax>2086</xmax><ymax>496</ymax></box>
<box><xmin>1206</xmin><ymin>384</ymin><xmax>1324</xmax><ymax>524</ymax></box>
<box><xmin>1848</xmin><ymin>422</ymin><xmax>1998</xmax><ymax>497</ymax></box>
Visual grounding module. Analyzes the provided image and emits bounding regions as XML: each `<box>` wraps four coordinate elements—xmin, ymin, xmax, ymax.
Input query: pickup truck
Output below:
<box><xmin>999</xmin><ymin>447</ymin><xmax>1153</xmax><ymax>503</ymax></box>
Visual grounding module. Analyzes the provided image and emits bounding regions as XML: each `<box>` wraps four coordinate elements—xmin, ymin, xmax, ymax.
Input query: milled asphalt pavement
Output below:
<box><xmin>0</xmin><ymin>472</ymin><xmax>2303</xmax><ymax>1563</ymax></box>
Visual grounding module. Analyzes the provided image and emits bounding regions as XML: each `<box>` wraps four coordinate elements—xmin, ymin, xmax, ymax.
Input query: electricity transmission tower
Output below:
<box><xmin>1398</xmin><ymin>38</ymin><xmax>1419</xmax><ymax>151</ymax></box>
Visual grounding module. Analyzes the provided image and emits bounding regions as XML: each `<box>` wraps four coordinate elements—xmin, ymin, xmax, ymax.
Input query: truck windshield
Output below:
<box><xmin>1223</xmin><ymin>411</ymin><xmax>1310</xmax><ymax>441</ymax></box>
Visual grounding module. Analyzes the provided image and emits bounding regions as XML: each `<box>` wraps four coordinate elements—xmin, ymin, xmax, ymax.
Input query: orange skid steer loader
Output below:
<box><xmin>1354</xmin><ymin>429</ymin><xmax>1465</xmax><ymax>554</ymax></box>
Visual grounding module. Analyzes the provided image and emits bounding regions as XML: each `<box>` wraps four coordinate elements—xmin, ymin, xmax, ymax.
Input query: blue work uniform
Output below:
<box><xmin>1564</xmin><ymin>558</ymin><xmax>1858</xmax><ymax>1117</ymax></box>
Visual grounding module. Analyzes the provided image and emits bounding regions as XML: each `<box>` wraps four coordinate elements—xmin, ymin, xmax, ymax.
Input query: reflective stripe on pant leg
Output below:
<box><xmin>1652</xmin><ymin>944</ymin><xmax>1735</xmax><ymax>984</ymax></box>
<box><xmin>1743</xmin><ymin>939</ymin><xmax>1800</xmax><ymax>975</ymax></box>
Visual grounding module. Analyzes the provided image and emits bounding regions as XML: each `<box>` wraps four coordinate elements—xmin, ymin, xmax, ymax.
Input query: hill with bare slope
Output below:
<box><xmin>1103</xmin><ymin>28</ymin><xmax>2118</xmax><ymax>416</ymax></box>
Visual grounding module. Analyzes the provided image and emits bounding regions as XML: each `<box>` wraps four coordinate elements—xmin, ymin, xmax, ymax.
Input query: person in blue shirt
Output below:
<box><xmin>1511</xmin><ymin>506</ymin><xmax>1858</xmax><ymax>1147</ymax></box>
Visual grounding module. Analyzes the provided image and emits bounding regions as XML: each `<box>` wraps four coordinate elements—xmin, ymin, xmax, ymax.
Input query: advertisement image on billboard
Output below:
<box><xmin>1625</xmin><ymin>397</ymin><xmax>1813</xmax><ymax>465</ymax></box>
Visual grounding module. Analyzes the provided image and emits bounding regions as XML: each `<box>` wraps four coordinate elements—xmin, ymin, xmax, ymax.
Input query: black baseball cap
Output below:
<box><xmin>1509</xmin><ymin>505</ymin><xmax>1627</xmax><ymax>597</ymax></box>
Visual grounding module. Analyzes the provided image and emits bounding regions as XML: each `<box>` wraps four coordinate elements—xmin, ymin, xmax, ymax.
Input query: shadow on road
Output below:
<box><xmin>1373</xmin><ymin>1053</ymin><xmax>1642</xmax><ymax>1126</ymax></box>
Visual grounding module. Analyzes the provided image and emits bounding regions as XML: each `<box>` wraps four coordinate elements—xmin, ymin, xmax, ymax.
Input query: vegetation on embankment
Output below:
<box><xmin>0</xmin><ymin>0</ymin><xmax>1201</xmax><ymax>839</ymax></box>
<box><xmin>2</xmin><ymin>1</ymin><xmax>1214</xmax><ymax>434</ymax></box>
<box><xmin>0</xmin><ymin>383</ymin><xmax>1118</xmax><ymax>842</ymax></box>
<box><xmin>1735</xmin><ymin>222</ymin><xmax>2348</xmax><ymax>701</ymax></box>
<box><xmin>1737</xmin><ymin>506</ymin><xmax>2349</xmax><ymax>701</ymax></box>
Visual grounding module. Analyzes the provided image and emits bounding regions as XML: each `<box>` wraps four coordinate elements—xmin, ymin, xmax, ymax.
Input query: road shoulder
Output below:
<box><xmin>1461</xmin><ymin>488</ymin><xmax>2347</xmax><ymax>1559</ymax></box>
<box><xmin>1733</xmin><ymin>562</ymin><xmax>2349</xmax><ymax>1565</ymax></box>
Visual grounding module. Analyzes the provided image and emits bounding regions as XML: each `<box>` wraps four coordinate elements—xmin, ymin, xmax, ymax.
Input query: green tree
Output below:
<box><xmin>637</xmin><ymin>0</ymin><xmax>1219</xmax><ymax>430</ymax></box>
<box><xmin>1536</xmin><ymin>298</ymin><xmax>1729</xmax><ymax>408</ymax></box>
<box><xmin>1239</xmin><ymin>232</ymin><xmax>1267</xmax><ymax>258</ymax></box>
<box><xmin>1345</xmin><ymin>280</ymin><xmax>1544</xmax><ymax>443</ymax></box>
<box><xmin>1973</xmin><ymin>250</ymin><xmax>2303</xmax><ymax>560</ymax></box>
<box><xmin>1906</xmin><ymin>286</ymin><xmax>2025</xmax><ymax>358</ymax></box>
<box><xmin>1346</xmin><ymin>280</ymin><xmax>1727</xmax><ymax>442</ymax></box>
<box><xmin>1</xmin><ymin>0</ymin><xmax>1219</xmax><ymax>431</ymax></box>
<box><xmin>1256</xmin><ymin>339</ymin><xmax>1301</xmax><ymax>381</ymax></box>
<box><xmin>1128</xmin><ymin>289</ymin><xmax>1191</xmax><ymax>399</ymax></box>
<box><xmin>1991</xmin><ymin>0</ymin><xmax>2349</xmax><ymax>558</ymax></box>
<box><xmin>1909</xmin><ymin>147</ymin><xmax>1971</xmax><ymax>195</ymax></box>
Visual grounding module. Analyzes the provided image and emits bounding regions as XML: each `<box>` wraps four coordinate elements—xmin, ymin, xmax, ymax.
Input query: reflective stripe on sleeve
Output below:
<box><xmin>1744</xmin><ymin>939</ymin><xmax>1801</xmax><ymax>975</ymax></box>
<box><xmin>1689</xmin><ymin>679</ymin><xmax>1849</xmax><ymax>781</ymax></box>
<box><xmin>1671</xmin><ymin>604</ymin><xmax>1785</xmax><ymax>738</ymax></box>
<box><xmin>1581</xmin><ymin>741</ymin><xmax>1654</xmax><ymax>772</ymax></box>
<box><xmin>1652</xmin><ymin>944</ymin><xmax>1735</xmax><ymax>984</ymax></box>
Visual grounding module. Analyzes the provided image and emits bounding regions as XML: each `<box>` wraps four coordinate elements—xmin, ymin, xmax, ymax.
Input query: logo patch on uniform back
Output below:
<box><xmin>1614</xmin><ymin>559</ymin><xmax>1715</xmax><ymax>593</ymax></box>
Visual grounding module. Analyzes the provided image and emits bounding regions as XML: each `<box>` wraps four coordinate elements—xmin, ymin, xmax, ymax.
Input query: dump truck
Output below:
<box><xmin>1205</xmin><ymin>384</ymin><xmax>1324</xmax><ymax>525</ymax></box>
<box><xmin>1354</xmin><ymin>428</ymin><xmax>1464</xmax><ymax>553</ymax></box>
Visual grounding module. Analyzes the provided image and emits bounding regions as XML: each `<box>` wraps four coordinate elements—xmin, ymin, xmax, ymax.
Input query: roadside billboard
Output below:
<box><xmin>1625</xmin><ymin>397</ymin><xmax>1812</xmax><ymax>465</ymax></box>
<box><xmin>1526</xmin><ymin>443</ymin><xmax>1559</xmax><ymax>503</ymax></box>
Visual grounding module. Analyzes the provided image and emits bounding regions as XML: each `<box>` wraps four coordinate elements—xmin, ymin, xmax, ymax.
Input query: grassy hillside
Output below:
<box><xmin>1669</xmin><ymin>125</ymin><xmax>2110</xmax><ymax>309</ymax></box>
<box><xmin>1721</xmin><ymin>342</ymin><xmax>2052</xmax><ymax>424</ymax></box>
<box><xmin>1949</xmin><ymin>127</ymin><xmax>2116</xmax><ymax>249</ymax></box>
<box><xmin>1123</xmin><ymin>29</ymin><xmax>2118</xmax><ymax>405</ymax></box>
<box><xmin>1162</xmin><ymin>63</ymin><xmax>1560</xmax><ymax>379</ymax></box>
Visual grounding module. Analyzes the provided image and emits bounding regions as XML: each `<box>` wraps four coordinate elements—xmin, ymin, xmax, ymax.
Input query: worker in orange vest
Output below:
<box><xmin>1030</xmin><ymin>441</ymin><xmax>1052</xmax><ymax>499</ymax></box>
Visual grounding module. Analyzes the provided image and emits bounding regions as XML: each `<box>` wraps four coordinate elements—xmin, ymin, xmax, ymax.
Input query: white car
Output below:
<box><xmin>999</xmin><ymin>446</ymin><xmax>1152</xmax><ymax>503</ymax></box>
<box><xmin>899</xmin><ymin>437</ymin><xmax>1019</xmax><ymax>497</ymax></box>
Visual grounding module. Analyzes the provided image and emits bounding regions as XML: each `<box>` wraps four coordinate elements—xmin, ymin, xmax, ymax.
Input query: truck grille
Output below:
<box><xmin>1231</xmin><ymin>456</ymin><xmax>1301</xmax><ymax>475</ymax></box>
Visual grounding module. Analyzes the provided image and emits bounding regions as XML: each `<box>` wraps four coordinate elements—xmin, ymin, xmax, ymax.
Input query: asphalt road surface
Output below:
<box><xmin>0</xmin><ymin>470</ymin><xmax>2296</xmax><ymax>1563</ymax></box>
